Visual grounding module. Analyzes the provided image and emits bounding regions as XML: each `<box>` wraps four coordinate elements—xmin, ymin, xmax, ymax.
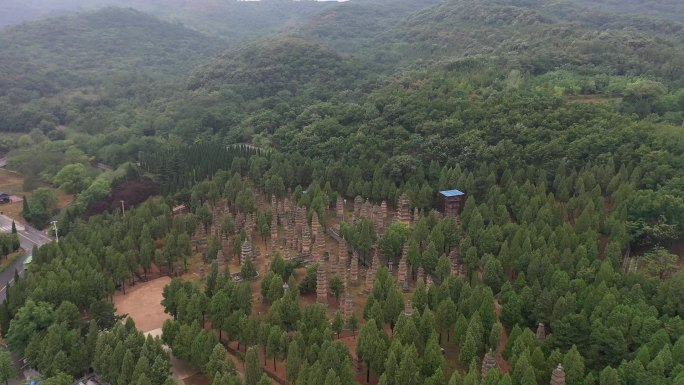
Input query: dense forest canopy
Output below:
<box><xmin>2</xmin><ymin>0</ymin><xmax>684</xmax><ymax>384</ymax></box>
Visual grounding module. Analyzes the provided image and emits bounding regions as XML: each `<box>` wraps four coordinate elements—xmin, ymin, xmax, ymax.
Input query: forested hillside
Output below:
<box><xmin>0</xmin><ymin>0</ymin><xmax>337</xmax><ymax>39</ymax></box>
<box><xmin>2</xmin><ymin>1</ymin><xmax>684</xmax><ymax>385</ymax></box>
<box><xmin>0</xmin><ymin>7</ymin><xmax>224</xmax><ymax>133</ymax></box>
<box><xmin>568</xmin><ymin>0</ymin><xmax>684</xmax><ymax>23</ymax></box>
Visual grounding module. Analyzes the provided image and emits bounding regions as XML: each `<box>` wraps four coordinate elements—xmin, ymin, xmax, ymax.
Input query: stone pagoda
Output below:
<box><xmin>343</xmin><ymin>294</ymin><xmax>353</xmax><ymax>323</ymax></box>
<box><xmin>550</xmin><ymin>364</ymin><xmax>566</xmax><ymax>385</ymax></box>
<box><xmin>450</xmin><ymin>248</ymin><xmax>463</xmax><ymax>277</ymax></box>
<box><xmin>426</xmin><ymin>274</ymin><xmax>433</xmax><ymax>288</ymax></box>
<box><xmin>270</xmin><ymin>215</ymin><xmax>278</xmax><ymax>251</ymax></box>
<box><xmin>216</xmin><ymin>247</ymin><xmax>225</xmax><ymax>269</ymax></box>
<box><xmin>396</xmin><ymin>194</ymin><xmax>411</xmax><ymax>223</ymax></box>
<box><xmin>316</xmin><ymin>264</ymin><xmax>328</xmax><ymax>305</ymax></box>
<box><xmin>301</xmin><ymin>225</ymin><xmax>312</xmax><ymax>258</ymax></box>
<box><xmin>371</xmin><ymin>249</ymin><xmax>381</xmax><ymax>272</ymax></box>
<box><xmin>536</xmin><ymin>323</ymin><xmax>546</xmax><ymax>341</ymax></box>
<box><xmin>336</xmin><ymin>196</ymin><xmax>345</xmax><ymax>220</ymax></box>
<box><xmin>312</xmin><ymin>214</ymin><xmax>320</xmax><ymax>238</ymax></box>
<box><xmin>351</xmin><ymin>252</ymin><xmax>359</xmax><ymax>285</ymax></box>
<box><xmin>241</xmin><ymin>238</ymin><xmax>252</xmax><ymax>265</ymax></box>
<box><xmin>481</xmin><ymin>349</ymin><xmax>497</xmax><ymax>375</ymax></box>
<box><xmin>398</xmin><ymin>256</ymin><xmax>408</xmax><ymax>292</ymax></box>
<box><xmin>360</xmin><ymin>199</ymin><xmax>370</xmax><ymax>219</ymax></box>
<box><xmin>404</xmin><ymin>300</ymin><xmax>413</xmax><ymax>317</ymax></box>
<box><xmin>313</xmin><ymin>224</ymin><xmax>326</xmax><ymax>262</ymax></box>
<box><xmin>364</xmin><ymin>264</ymin><xmax>375</xmax><ymax>293</ymax></box>
<box><xmin>285</xmin><ymin>222</ymin><xmax>295</xmax><ymax>250</ymax></box>
<box><xmin>338</xmin><ymin>240</ymin><xmax>348</xmax><ymax>274</ymax></box>
<box><xmin>417</xmin><ymin>266</ymin><xmax>425</xmax><ymax>283</ymax></box>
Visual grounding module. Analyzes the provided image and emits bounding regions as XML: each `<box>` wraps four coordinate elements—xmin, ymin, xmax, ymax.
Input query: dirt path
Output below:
<box><xmin>494</xmin><ymin>299</ymin><xmax>512</xmax><ymax>372</ymax></box>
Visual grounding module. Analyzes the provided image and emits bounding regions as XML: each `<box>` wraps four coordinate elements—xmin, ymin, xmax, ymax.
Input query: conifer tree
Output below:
<box><xmin>563</xmin><ymin>345</ymin><xmax>586</xmax><ymax>385</ymax></box>
<box><xmin>119</xmin><ymin>350</ymin><xmax>135</xmax><ymax>385</ymax></box>
<box><xmin>245</xmin><ymin>347</ymin><xmax>261</xmax><ymax>385</ymax></box>
<box><xmin>357</xmin><ymin>319</ymin><xmax>387</xmax><ymax>383</ymax></box>
<box><xmin>286</xmin><ymin>339</ymin><xmax>302</xmax><ymax>382</ymax></box>
<box><xmin>422</xmin><ymin>334</ymin><xmax>446</xmax><ymax>377</ymax></box>
<box><xmin>206</xmin><ymin>344</ymin><xmax>232</xmax><ymax>382</ymax></box>
<box><xmin>332</xmin><ymin>311</ymin><xmax>344</xmax><ymax>339</ymax></box>
<box><xmin>397</xmin><ymin>344</ymin><xmax>422</xmax><ymax>385</ymax></box>
<box><xmin>241</xmin><ymin>256</ymin><xmax>257</xmax><ymax>280</ymax></box>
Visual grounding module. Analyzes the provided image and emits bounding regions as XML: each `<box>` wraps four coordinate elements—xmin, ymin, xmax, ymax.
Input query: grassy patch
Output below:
<box><xmin>0</xmin><ymin>250</ymin><xmax>25</xmax><ymax>274</ymax></box>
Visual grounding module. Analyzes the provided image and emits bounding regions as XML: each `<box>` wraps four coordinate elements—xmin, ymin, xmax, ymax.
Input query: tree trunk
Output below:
<box><xmin>273</xmin><ymin>356</ymin><xmax>276</xmax><ymax>370</ymax></box>
<box><xmin>122</xmin><ymin>281</ymin><xmax>126</xmax><ymax>295</ymax></box>
<box><xmin>366</xmin><ymin>366</ymin><xmax>370</xmax><ymax>383</ymax></box>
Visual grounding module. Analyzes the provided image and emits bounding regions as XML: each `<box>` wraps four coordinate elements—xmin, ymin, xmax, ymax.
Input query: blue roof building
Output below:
<box><xmin>439</xmin><ymin>189</ymin><xmax>466</xmax><ymax>217</ymax></box>
<box><xmin>439</xmin><ymin>190</ymin><xmax>465</xmax><ymax>197</ymax></box>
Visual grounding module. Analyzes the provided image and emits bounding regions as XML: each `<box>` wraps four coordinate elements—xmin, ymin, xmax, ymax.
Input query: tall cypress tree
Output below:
<box><xmin>21</xmin><ymin>197</ymin><xmax>29</xmax><ymax>220</ymax></box>
<box><xmin>245</xmin><ymin>347</ymin><xmax>262</xmax><ymax>385</ymax></box>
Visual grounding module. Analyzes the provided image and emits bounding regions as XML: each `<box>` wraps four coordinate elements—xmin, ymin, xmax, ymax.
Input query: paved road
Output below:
<box><xmin>0</xmin><ymin>214</ymin><xmax>53</xmax><ymax>302</ymax></box>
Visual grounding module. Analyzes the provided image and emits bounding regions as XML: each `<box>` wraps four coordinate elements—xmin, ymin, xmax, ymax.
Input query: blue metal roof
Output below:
<box><xmin>439</xmin><ymin>189</ymin><xmax>465</xmax><ymax>197</ymax></box>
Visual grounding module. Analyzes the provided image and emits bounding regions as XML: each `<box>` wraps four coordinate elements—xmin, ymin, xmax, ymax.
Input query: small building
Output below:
<box><xmin>172</xmin><ymin>204</ymin><xmax>188</xmax><ymax>215</ymax></box>
<box><xmin>0</xmin><ymin>192</ymin><xmax>10</xmax><ymax>204</ymax></box>
<box><xmin>438</xmin><ymin>189</ymin><xmax>466</xmax><ymax>217</ymax></box>
<box><xmin>76</xmin><ymin>374</ymin><xmax>105</xmax><ymax>385</ymax></box>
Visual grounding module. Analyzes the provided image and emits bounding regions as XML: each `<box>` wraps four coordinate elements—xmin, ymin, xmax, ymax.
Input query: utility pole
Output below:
<box><xmin>51</xmin><ymin>220</ymin><xmax>59</xmax><ymax>243</ymax></box>
<box><xmin>120</xmin><ymin>200</ymin><xmax>125</xmax><ymax>217</ymax></box>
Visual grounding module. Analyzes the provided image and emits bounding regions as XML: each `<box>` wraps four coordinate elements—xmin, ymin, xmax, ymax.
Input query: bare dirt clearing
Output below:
<box><xmin>114</xmin><ymin>276</ymin><xmax>172</xmax><ymax>333</ymax></box>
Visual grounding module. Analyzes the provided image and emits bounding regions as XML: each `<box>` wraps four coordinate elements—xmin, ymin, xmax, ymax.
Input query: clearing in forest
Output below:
<box><xmin>114</xmin><ymin>276</ymin><xmax>172</xmax><ymax>333</ymax></box>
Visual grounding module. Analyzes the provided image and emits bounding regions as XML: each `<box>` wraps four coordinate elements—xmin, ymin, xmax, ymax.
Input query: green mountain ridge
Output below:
<box><xmin>0</xmin><ymin>7</ymin><xmax>225</xmax><ymax>134</ymax></box>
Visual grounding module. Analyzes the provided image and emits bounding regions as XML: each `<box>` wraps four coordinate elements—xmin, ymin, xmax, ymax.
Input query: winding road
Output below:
<box><xmin>0</xmin><ymin>214</ymin><xmax>53</xmax><ymax>302</ymax></box>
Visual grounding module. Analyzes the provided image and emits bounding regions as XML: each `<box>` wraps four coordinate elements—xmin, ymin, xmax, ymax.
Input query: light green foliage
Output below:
<box><xmin>379</xmin><ymin>223</ymin><xmax>411</xmax><ymax>260</ymax></box>
<box><xmin>54</xmin><ymin>163</ymin><xmax>92</xmax><ymax>194</ymax></box>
